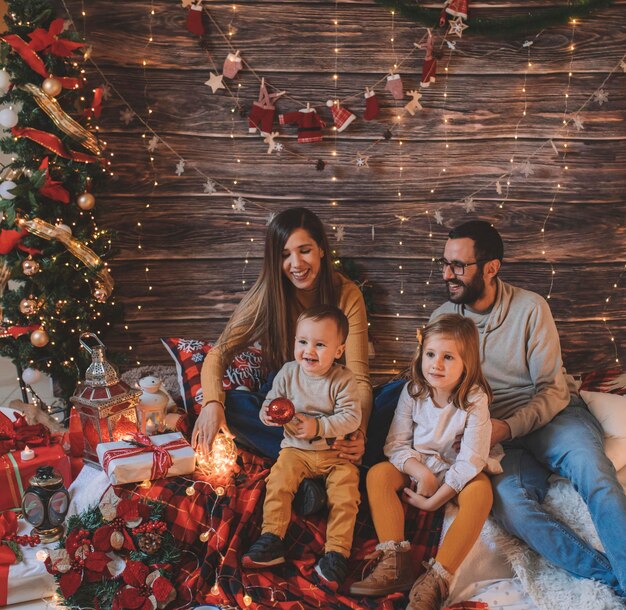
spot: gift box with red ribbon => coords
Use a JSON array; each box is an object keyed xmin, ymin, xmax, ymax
[
  {"xmin": 96, "ymin": 432, "xmax": 195, "ymax": 485},
  {"xmin": 0, "ymin": 443, "xmax": 71, "ymax": 514}
]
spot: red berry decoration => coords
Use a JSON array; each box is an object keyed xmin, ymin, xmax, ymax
[{"xmin": 267, "ymin": 397, "xmax": 295, "ymax": 425}]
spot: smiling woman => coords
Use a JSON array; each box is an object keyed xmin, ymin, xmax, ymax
[{"xmin": 192, "ymin": 207, "xmax": 373, "ymax": 462}]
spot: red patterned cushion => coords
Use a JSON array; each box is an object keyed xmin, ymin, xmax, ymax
[
  {"xmin": 161, "ymin": 338, "xmax": 263, "ymax": 415},
  {"xmin": 579, "ymin": 368, "xmax": 626, "ymax": 396}
]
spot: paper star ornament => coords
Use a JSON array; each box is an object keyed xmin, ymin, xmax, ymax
[
  {"xmin": 572, "ymin": 115, "xmax": 584, "ymax": 131},
  {"xmin": 101, "ymin": 83, "xmax": 112, "ymax": 101},
  {"xmin": 448, "ymin": 16, "xmax": 469, "ymax": 38},
  {"xmin": 175, "ymin": 159, "xmax": 186, "ymax": 176},
  {"xmin": 205, "ymin": 72, "xmax": 225, "ymax": 94},
  {"xmin": 434, "ymin": 210, "xmax": 444, "ymax": 225},
  {"xmin": 335, "ymin": 225, "xmax": 345, "ymax": 242},
  {"xmin": 119, "ymin": 108, "xmax": 135, "ymax": 125},
  {"xmin": 147, "ymin": 135, "xmax": 159, "ymax": 152},
  {"xmin": 519, "ymin": 161, "xmax": 534, "ymax": 178},
  {"xmin": 203, "ymin": 179, "xmax": 217, "ymax": 194}
]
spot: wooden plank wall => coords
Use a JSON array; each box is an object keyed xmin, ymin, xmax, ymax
[{"xmin": 60, "ymin": 0, "xmax": 625, "ymax": 379}]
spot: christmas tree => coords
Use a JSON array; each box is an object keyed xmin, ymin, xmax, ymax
[{"xmin": 0, "ymin": 0, "xmax": 121, "ymax": 407}]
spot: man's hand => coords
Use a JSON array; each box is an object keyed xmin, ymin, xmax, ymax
[
  {"xmin": 293, "ymin": 414, "xmax": 318, "ymax": 440},
  {"xmin": 191, "ymin": 401, "xmax": 233, "ymax": 455},
  {"xmin": 490, "ymin": 418, "xmax": 511, "ymax": 447},
  {"xmin": 331, "ymin": 429, "xmax": 366, "ymax": 463}
]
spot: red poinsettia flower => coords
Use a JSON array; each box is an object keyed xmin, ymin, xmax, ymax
[
  {"xmin": 28, "ymin": 18, "xmax": 84, "ymax": 57},
  {"xmin": 95, "ymin": 493, "xmax": 151, "ymax": 552},
  {"xmin": 47, "ymin": 530, "xmax": 111, "ymax": 598},
  {"xmin": 113, "ymin": 561, "xmax": 175, "ymax": 610}
]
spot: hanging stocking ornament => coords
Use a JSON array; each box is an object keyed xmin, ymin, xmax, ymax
[
  {"xmin": 223, "ymin": 50, "xmax": 242, "ymax": 79},
  {"xmin": 385, "ymin": 73, "xmax": 403, "ymax": 100},
  {"xmin": 440, "ymin": 0, "xmax": 468, "ymax": 26},
  {"xmin": 363, "ymin": 89, "xmax": 380, "ymax": 121},
  {"xmin": 326, "ymin": 99, "xmax": 356, "ymax": 132},
  {"xmin": 186, "ymin": 3, "xmax": 205, "ymax": 36},
  {"xmin": 420, "ymin": 30, "xmax": 437, "ymax": 88}
]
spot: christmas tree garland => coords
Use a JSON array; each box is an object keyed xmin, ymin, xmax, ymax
[
  {"xmin": 374, "ymin": 0, "xmax": 614, "ymax": 36},
  {"xmin": 45, "ymin": 489, "xmax": 181, "ymax": 610}
]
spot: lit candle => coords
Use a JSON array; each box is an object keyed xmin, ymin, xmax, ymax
[
  {"xmin": 21, "ymin": 445, "xmax": 35, "ymax": 461},
  {"xmin": 145, "ymin": 419, "xmax": 157, "ymax": 435}
]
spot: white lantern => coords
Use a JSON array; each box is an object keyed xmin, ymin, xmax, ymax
[{"xmin": 137, "ymin": 376, "xmax": 169, "ymax": 435}]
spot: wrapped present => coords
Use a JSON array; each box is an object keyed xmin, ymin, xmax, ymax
[
  {"xmin": 0, "ymin": 514, "xmax": 56, "ymax": 606},
  {"xmin": 0, "ymin": 442, "xmax": 71, "ymax": 513},
  {"xmin": 96, "ymin": 432, "xmax": 195, "ymax": 485}
]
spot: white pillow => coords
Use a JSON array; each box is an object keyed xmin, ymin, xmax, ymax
[{"xmin": 580, "ymin": 390, "xmax": 626, "ymax": 471}]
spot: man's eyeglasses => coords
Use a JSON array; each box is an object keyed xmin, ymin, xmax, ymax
[{"xmin": 436, "ymin": 258, "xmax": 487, "ymax": 276}]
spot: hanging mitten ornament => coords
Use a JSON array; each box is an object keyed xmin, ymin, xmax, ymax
[
  {"xmin": 420, "ymin": 30, "xmax": 437, "ymax": 88},
  {"xmin": 223, "ymin": 50, "xmax": 242, "ymax": 79},
  {"xmin": 248, "ymin": 78, "xmax": 285, "ymax": 136},
  {"xmin": 363, "ymin": 89, "xmax": 380, "ymax": 120},
  {"xmin": 326, "ymin": 99, "xmax": 356, "ymax": 132},
  {"xmin": 440, "ymin": 0, "xmax": 468, "ymax": 26},
  {"xmin": 186, "ymin": 3, "xmax": 205, "ymax": 36},
  {"xmin": 385, "ymin": 73, "xmax": 404, "ymax": 100}
]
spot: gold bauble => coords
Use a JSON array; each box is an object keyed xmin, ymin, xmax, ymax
[
  {"xmin": 42, "ymin": 77, "xmax": 62, "ymax": 97},
  {"xmin": 19, "ymin": 298, "xmax": 38, "ymax": 315},
  {"xmin": 77, "ymin": 192, "xmax": 95, "ymax": 210},
  {"xmin": 22, "ymin": 257, "xmax": 40, "ymax": 276},
  {"xmin": 30, "ymin": 329, "xmax": 49, "ymax": 347}
]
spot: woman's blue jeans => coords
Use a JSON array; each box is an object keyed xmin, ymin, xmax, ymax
[{"xmin": 491, "ymin": 397, "xmax": 626, "ymax": 596}]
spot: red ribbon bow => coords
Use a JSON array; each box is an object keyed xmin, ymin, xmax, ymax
[
  {"xmin": 0, "ymin": 33, "xmax": 81, "ymax": 89},
  {"xmin": 12, "ymin": 127, "xmax": 101, "ymax": 164},
  {"xmin": 102, "ymin": 433, "xmax": 189, "ymax": 480},
  {"xmin": 0, "ymin": 411, "xmax": 51, "ymax": 456},
  {"xmin": 38, "ymin": 157, "xmax": 70, "ymax": 203},
  {"xmin": 28, "ymin": 18, "xmax": 85, "ymax": 58}
]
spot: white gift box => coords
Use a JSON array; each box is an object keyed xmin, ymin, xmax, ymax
[{"xmin": 96, "ymin": 432, "xmax": 196, "ymax": 484}]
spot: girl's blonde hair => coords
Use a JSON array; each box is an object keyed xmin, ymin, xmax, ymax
[
  {"xmin": 214, "ymin": 207, "xmax": 338, "ymax": 373},
  {"xmin": 409, "ymin": 313, "xmax": 492, "ymax": 409}
]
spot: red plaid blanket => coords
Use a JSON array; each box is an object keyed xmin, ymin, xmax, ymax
[{"xmin": 129, "ymin": 448, "xmax": 442, "ymax": 609}]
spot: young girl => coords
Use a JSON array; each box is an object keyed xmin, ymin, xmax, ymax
[{"xmin": 350, "ymin": 313, "xmax": 500, "ymax": 610}]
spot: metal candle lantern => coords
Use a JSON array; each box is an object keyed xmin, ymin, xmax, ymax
[
  {"xmin": 21, "ymin": 466, "xmax": 70, "ymax": 543},
  {"xmin": 70, "ymin": 332, "xmax": 142, "ymax": 467}
]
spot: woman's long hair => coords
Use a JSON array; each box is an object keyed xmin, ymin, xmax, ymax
[
  {"xmin": 214, "ymin": 207, "xmax": 338, "ymax": 372},
  {"xmin": 409, "ymin": 313, "xmax": 492, "ymax": 410}
]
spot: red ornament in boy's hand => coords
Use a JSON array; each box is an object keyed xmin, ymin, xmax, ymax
[{"xmin": 267, "ymin": 397, "xmax": 295, "ymax": 425}]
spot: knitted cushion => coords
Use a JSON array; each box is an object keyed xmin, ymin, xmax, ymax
[{"xmin": 161, "ymin": 338, "xmax": 263, "ymax": 416}]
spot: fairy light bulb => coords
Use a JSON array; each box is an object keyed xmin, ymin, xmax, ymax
[
  {"xmin": 211, "ymin": 583, "xmax": 219, "ymax": 595},
  {"xmin": 243, "ymin": 594, "xmax": 252, "ymax": 606},
  {"xmin": 186, "ymin": 485, "xmax": 196, "ymax": 496},
  {"xmin": 199, "ymin": 530, "xmax": 210, "ymax": 542}
]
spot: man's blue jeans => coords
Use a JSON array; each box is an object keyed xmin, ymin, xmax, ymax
[{"xmin": 492, "ymin": 397, "xmax": 626, "ymax": 596}]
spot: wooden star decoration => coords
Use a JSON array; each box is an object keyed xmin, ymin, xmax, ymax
[
  {"xmin": 404, "ymin": 90, "xmax": 423, "ymax": 116},
  {"xmin": 355, "ymin": 153, "xmax": 369, "ymax": 169},
  {"xmin": 448, "ymin": 16, "xmax": 469, "ymax": 38},
  {"xmin": 205, "ymin": 72, "xmax": 225, "ymax": 94}
]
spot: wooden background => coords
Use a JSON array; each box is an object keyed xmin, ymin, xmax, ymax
[{"xmin": 60, "ymin": 0, "xmax": 625, "ymax": 380}]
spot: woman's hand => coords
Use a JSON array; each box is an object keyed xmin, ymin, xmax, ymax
[
  {"xmin": 192, "ymin": 401, "xmax": 233, "ymax": 454},
  {"xmin": 332, "ymin": 429, "xmax": 366, "ymax": 463}
]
